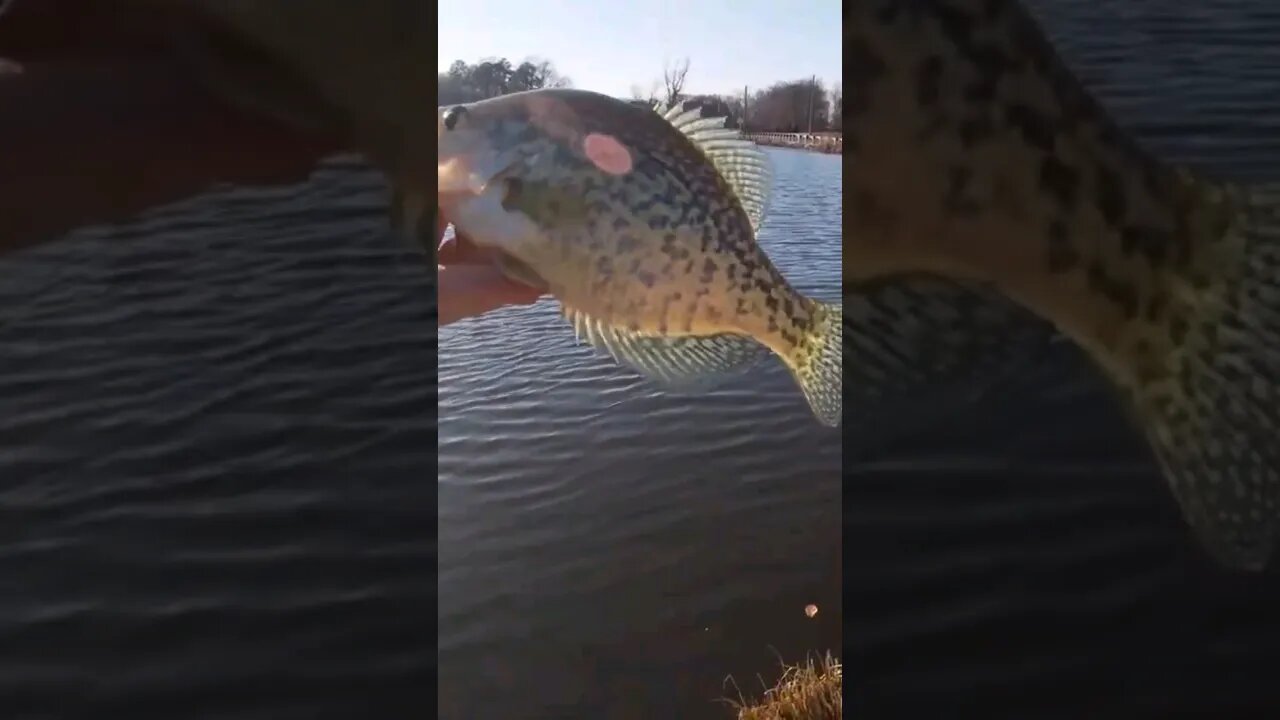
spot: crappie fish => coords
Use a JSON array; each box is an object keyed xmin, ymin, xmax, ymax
[
  {"xmin": 841, "ymin": 276, "xmax": 1055, "ymax": 455},
  {"xmin": 848, "ymin": 0, "xmax": 1280, "ymax": 570},
  {"xmin": 437, "ymin": 88, "xmax": 842, "ymax": 426}
]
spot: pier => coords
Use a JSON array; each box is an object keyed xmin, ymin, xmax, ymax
[{"xmin": 742, "ymin": 131, "xmax": 842, "ymax": 155}]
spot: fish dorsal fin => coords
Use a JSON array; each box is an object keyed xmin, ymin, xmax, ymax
[
  {"xmin": 563, "ymin": 305, "xmax": 767, "ymax": 389},
  {"xmin": 656, "ymin": 100, "xmax": 772, "ymax": 234}
]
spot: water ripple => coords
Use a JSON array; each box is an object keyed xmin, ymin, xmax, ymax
[
  {"xmin": 438, "ymin": 148, "xmax": 842, "ymax": 717},
  {"xmin": 0, "ymin": 157, "xmax": 432, "ymax": 719},
  {"xmin": 851, "ymin": 5, "xmax": 1280, "ymax": 716}
]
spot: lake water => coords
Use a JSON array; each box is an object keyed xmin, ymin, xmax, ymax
[
  {"xmin": 0, "ymin": 161, "xmax": 434, "ymax": 719},
  {"xmin": 0, "ymin": 142, "xmax": 840, "ymax": 718},
  {"xmin": 849, "ymin": 2, "xmax": 1280, "ymax": 718},
  {"xmin": 438, "ymin": 147, "xmax": 842, "ymax": 718}
]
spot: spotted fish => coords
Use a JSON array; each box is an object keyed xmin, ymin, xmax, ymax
[
  {"xmin": 135, "ymin": 2, "xmax": 1052, "ymax": 442},
  {"xmin": 437, "ymin": 88, "xmax": 842, "ymax": 426},
  {"xmin": 848, "ymin": 0, "xmax": 1280, "ymax": 570},
  {"xmin": 842, "ymin": 276, "xmax": 1056, "ymax": 453}
]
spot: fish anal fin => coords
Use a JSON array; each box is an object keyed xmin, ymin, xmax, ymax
[
  {"xmin": 842, "ymin": 277, "xmax": 1057, "ymax": 449},
  {"xmin": 562, "ymin": 306, "xmax": 767, "ymax": 388}
]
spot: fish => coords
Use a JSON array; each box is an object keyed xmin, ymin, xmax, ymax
[
  {"xmin": 437, "ymin": 88, "xmax": 843, "ymax": 426},
  {"xmin": 156, "ymin": 1, "xmax": 1058, "ymax": 440},
  {"xmin": 847, "ymin": 0, "xmax": 1280, "ymax": 570},
  {"xmin": 841, "ymin": 276, "xmax": 1055, "ymax": 454}
]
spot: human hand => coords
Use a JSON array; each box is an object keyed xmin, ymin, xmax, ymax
[{"xmin": 436, "ymin": 210, "xmax": 544, "ymax": 326}]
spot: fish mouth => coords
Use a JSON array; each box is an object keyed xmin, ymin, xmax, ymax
[
  {"xmin": 436, "ymin": 156, "xmax": 481, "ymax": 196},
  {"xmin": 435, "ymin": 147, "xmax": 548, "ymax": 290},
  {"xmin": 436, "ymin": 205, "xmax": 549, "ymax": 292},
  {"xmin": 437, "ymin": 155, "xmax": 519, "ymax": 198}
]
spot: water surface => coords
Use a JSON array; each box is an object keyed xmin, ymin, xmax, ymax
[
  {"xmin": 0, "ymin": 161, "xmax": 433, "ymax": 719},
  {"xmin": 849, "ymin": 4, "xmax": 1280, "ymax": 717},
  {"xmin": 438, "ymin": 147, "xmax": 842, "ymax": 718},
  {"xmin": 0, "ymin": 129, "xmax": 839, "ymax": 720}
]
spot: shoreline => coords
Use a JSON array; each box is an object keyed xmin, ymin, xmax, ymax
[
  {"xmin": 728, "ymin": 652, "xmax": 842, "ymax": 719},
  {"xmin": 742, "ymin": 132, "xmax": 843, "ymax": 155}
]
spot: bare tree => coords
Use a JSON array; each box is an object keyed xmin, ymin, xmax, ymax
[
  {"xmin": 662, "ymin": 57, "xmax": 690, "ymax": 107},
  {"xmin": 630, "ymin": 80, "xmax": 661, "ymax": 109}
]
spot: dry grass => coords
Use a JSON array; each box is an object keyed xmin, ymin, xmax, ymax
[{"xmin": 725, "ymin": 652, "xmax": 842, "ymax": 720}]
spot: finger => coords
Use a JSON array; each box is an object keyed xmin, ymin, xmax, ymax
[
  {"xmin": 438, "ymin": 264, "xmax": 543, "ymax": 326},
  {"xmin": 436, "ymin": 228, "xmax": 493, "ymax": 266},
  {"xmin": 436, "ymin": 200, "xmax": 498, "ymax": 266}
]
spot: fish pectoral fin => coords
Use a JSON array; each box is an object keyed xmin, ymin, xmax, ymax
[{"xmin": 562, "ymin": 306, "xmax": 767, "ymax": 389}]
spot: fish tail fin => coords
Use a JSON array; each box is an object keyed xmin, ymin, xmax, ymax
[
  {"xmin": 1124, "ymin": 181, "xmax": 1280, "ymax": 571},
  {"xmin": 787, "ymin": 300, "xmax": 843, "ymax": 427}
]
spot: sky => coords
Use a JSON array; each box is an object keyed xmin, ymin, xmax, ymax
[{"xmin": 438, "ymin": 0, "xmax": 842, "ymax": 99}]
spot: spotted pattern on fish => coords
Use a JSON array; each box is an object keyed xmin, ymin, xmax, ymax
[
  {"xmin": 439, "ymin": 89, "xmax": 842, "ymax": 425},
  {"xmin": 472, "ymin": 94, "xmax": 804, "ymax": 341},
  {"xmin": 848, "ymin": 0, "xmax": 1280, "ymax": 569}
]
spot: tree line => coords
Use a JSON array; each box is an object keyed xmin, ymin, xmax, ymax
[
  {"xmin": 439, "ymin": 56, "xmax": 841, "ymax": 133},
  {"xmin": 438, "ymin": 57, "xmax": 571, "ymax": 105}
]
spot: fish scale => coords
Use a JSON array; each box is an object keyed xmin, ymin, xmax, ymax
[
  {"xmin": 848, "ymin": 0, "xmax": 1280, "ymax": 571},
  {"xmin": 439, "ymin": 88, "xmax": 843, "ymax": 425},
  {"xmin": 140, "ymin": 2, "xmax": 1062, "ymax": 442}
]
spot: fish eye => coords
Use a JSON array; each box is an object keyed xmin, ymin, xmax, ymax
[{"xmin": 443, "ymin": 105, "xmax": 467, "ymax": 131}]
